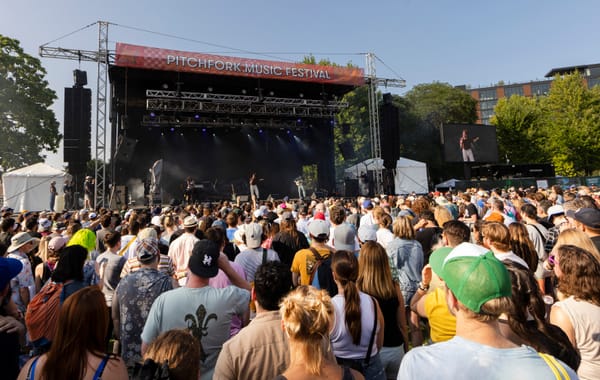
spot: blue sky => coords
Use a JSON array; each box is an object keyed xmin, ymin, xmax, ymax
[{"xmin": 2, "ymin": 0, "xmax": 599, "ymax": 168}]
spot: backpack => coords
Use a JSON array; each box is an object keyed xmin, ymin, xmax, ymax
[
  {"xmin": 25, "ymin": 281, "xmax": 64, "ymax": 346},
  {"xmin": 307, "ymin": 247, "xmax": 330, "ymax": 285}
]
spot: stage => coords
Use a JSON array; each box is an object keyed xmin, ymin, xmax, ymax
[{"xmin": 108, "ymin": 43, "xmax": 364, "ymax": 203}]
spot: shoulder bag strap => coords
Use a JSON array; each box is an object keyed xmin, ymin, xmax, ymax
[
  {"xmin": 530, "ymin": 224, "xmax": 548, "ymax": 243},
  {"xmin": 27, "ymin": 356, "xmax": 41, "ymax": 380},
  {"xmin": 309, "ymin": 247, "xmax": 323, "ymax": 261},
  {"xmin": 538, "ymin": 352, "xmax": 569, "ymax": 380},
  {"xmin": 262, "ymin": 248, "xmax": 268, "ymax": 265},
  {"xmin": 92, "ymin": 354, "xmax": 111, "ymax": 380},
  {"xmin": 364, "ymin": 296, "xmax": 378, "ymax": 365},
  {"xmin": 117, "ymin": 236, "xmax": 136, "ymax": 257}
]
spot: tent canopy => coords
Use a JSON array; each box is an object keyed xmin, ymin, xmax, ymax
[
  {"xmin": 435, "ymin": 178, "xmax": 460, "ymax": 189},
  {"xmin": 2, "ymin": 163, "xmax": 68, "ymax": 211},
  {"xmin": 394, "ymin": 158, "xmax": 428, "ymax": 194},
  {"xmin": 344, "ymin": 157, "xmax": 429, "ymax": 194}
]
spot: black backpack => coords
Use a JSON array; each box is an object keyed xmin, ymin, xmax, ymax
[{"xmin": 130, "ymin": 359, "xmax": 171, "ymax": 380}]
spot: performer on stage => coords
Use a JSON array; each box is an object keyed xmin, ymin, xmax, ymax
[
  {"xmin": 184, "ymin": 176, "xmax": 195, "ymax": 204},
  {"xmin": 294, "ymin": 176, "xmax": 306, "ymax": 200},
  {"xmin": 459, "ymin": 129, "xmax": 479, "ymax": 162},
  {"xmin": 249, "ymin": 172, "xmax": 261, "ymax": 206},
  {"xmin": 49, "ymin": 181, "xmax": 57, "ymax": 211},
  {"xmin": 63, "ymin": 179, "xmax": 73, "ymax": 210},
  {"xmin": 84, "ymin": 176, "xmax": 94, "ymax": 209}
]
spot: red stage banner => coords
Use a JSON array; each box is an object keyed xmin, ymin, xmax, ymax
[{"xmin": 115, "ymin": 43, "xmax": 365, "ymax": 86}]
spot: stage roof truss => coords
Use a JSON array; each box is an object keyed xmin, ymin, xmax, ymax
[
  {"xmin": 141, "ymin": 115, "xmax": 302, "ymax": 129},
  {"xmin": 145, "ymin": 89, "xmax": 348, "ymax": 119}
]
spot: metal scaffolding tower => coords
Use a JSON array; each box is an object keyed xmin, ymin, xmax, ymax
[
  {"xmin": 39, "ymin": 21, "xmax": 111, "ymax": 208},
  {"xmin": 365, "ymin": 53, "xmax": 405, "ymax": 195}
]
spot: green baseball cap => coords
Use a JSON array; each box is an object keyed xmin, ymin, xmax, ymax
[
  {"xmin": 429, "ymin": 247, "xmax": 453, "ymax": 276},
  {"xmin": 439, "ymin": 243, "xmax": 512, "ymax": 313}
]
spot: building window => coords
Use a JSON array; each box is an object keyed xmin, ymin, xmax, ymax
[
  {"xmin": 504, "ymin": 86, "xmax": 524, "ymax": 98},
  {"xmin": 479, "ymin": 88, "xmax": 497, "ymax": 101},
  {"xmin": 587, "ymin": 77, "xmax": 600, "ymax": 89},
  {"xmin": 531, "ymin": 82, "xmax": 551, "ymax": 96},
  {"xmin": 479, "ymin": 100, "xmax": 498, "ymax": 111}
]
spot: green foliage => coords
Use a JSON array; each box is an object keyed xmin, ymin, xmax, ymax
[
  {"xmin": 490, "ymin": 95, "xmax": 546, "ymax": 164},
  {"xmin": 539, "ymin": 73, "xmax": 600, "ymax": 176},
  {"xmin": 404, "ymin": 82, "xmax": 478, "ymax": 128},
  {"xmin": 0, "ymin": 35, "xmax": 60, "ymax": 170}
]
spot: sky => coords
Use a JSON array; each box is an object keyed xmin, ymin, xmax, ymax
[{"xmin": 3, "ymin": 0, "xmax": 600, "ymax": 169}]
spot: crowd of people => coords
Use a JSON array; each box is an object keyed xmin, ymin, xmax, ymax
[{"xmin": 0, "ymin": 183, "xmax": 599, "ymax": 379}]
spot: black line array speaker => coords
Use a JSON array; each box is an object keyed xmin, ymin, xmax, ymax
[
  {"xmin": 64, "ymin": 87, "xmax": 92, "ymax": 164},
  {"xmin": 338, "ymin": 140, "xmax": 356, "ymax": 160},
  {"xmin": 115, "ymin": 137, "xmax": 137, "ymax": 163},
  {"xmin": 380, "ymin": 93, "xmax": 400, "ymax": 170}
]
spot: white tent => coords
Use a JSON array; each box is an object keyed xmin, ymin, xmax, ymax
[
  {"xmin": 435, "ymin": 178, "xmax": 460, "ymax": 189},
  {"xmin": 344, "ymin": 158, "xmax": 384, "ymax": 179},
  {"xmin": 344, "ymin": 157, "xmax": 428, "ymax": 194},
  {"xmin": 394, "ymin": 157, "xmax": 428, "ymax": 194},
  {"xmin": 2, "ymin": 163, "xmax": 68, "ymax": 211}
]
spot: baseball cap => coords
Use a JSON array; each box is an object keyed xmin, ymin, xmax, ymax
[
  {"xmin": 0, "ymin": 257, "xmax": 23, "ymax": 290},
  {"xmin": 566, "ymin": 208, "xmax": 600, "ymax": 229},
  {"xmin": 313, "ymin": 211, "xmax": 326, "ymax": 221},
  {"xmin": 357, "ymin": 225, "xmax": 377, "ymax": 243},
  {"xmin": 135, "ymin": 237, "xmax": 160, "ymax": 263},
  {"xmin": 188, "ymin": 240, "xmax": 220, "ymax": 278},
  {"xmin": 151, "ymin": 215, "xmax": 163, "ymax": 228},
  {"xmin": 48, "ymin": 236, "xmax": 67, "ymax": 252},
  {"xmin": 38, "ymin": 218, "xmax": 52, "ymax": 231},
  {"xmin": 362, "ymin": 199, "xmax": 373, "ymax": 209},
  {"xmin": 547, "ymin": 205, "xmax": 565, "ymax": 222},
  {"xmin": 428, "ymin": 247, "xmax": 453, "ymax": 276},
  {"xmin": 333, "ymin": 224, "xmax": 356, "ymax": 251},
  {"xmin": 439, "ymin": 242, "xmax": 511, "ymax": 313},
  {"xmin": 245, "ymin": 222, "xmax": 263, "ymax": 249},
  {"xmin": 308, "ymin": 219, "xmax": 329, "ymax": 239},
  {"xmin": 183, "ymin": 215, "xmax": 199, "ymax": 228},
  {"xmin": 0, "ymin": 206, "xmax": 14, "ymax": 214}
]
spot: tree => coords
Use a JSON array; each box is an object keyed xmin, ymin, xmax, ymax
[
  {"xmin": 490, "ymin": 95, "xmax": 546, "ymax": 164},
  {"xmin": 404, "ymin": 82, "xmax": 478, "ymax": 129},
  {"xmin": 403, "ymin": 82, "xmax": 478, "ymax": 182},
  {"xmin": 539, "ymin": 72, "xmax": 600, "ymax": 176},
  {"xmin": 0, "ymin": 35, "xmax": 60, "ymax": 170}
]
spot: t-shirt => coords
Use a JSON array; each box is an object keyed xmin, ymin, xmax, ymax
[
  {"xmin": 141, "ymin": 286, "xmax": 250, "ymax": 379},
  {"xmin": 96, "ymin": 250, "xmax": 126, "ymax": 307},
  {"xmin": 114, "ymin": 268, "xmax": 173, "ymax": 367},
  {"xmin": 7, "ymin": 251, "xmax": 35, "ymax": 313},
  {"xmin": 423, "ymin": 288, "xmax": 456, "ymax": 343},
  {"xmin": 398, "ymin": 336, "xmax": 578, "ymax": 380},
  {"xmin": 290, "ymin": 247, "xmax": 332, "ymax": 286},
  {"xmin": 234, "ymin": 247, "xmax": 280, "ymax": 283}
]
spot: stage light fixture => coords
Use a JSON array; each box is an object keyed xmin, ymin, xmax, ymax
[
  {"xmin": 161, "ymin": 83, "xmax": 169, "ymax": 90},
  {"xmin": 150, "ymin": 112, "xmax": 156, "ymax": 119},
  {"xmin": 297, "ymin": 118, "xmax": 302, "ymax": 124},
  {"xmin": 259, "ymin": 129, "xmax": 263, "ymax": 134},
  {"xmin": 241, "ymin": 89, "xmax": 247, "ymax": 94},
  {"xmin": 161, "ymin": 132, "xmax": 165, "ymax": 136},
  {"xmin": 269, "ymin": 91, "xmax": 275, "ymax": 96},
  {"xmin": 286, "ymin": 129, "xmax": 291, "ymax": 134},
  {"xmin": 299, "ymin": 93, "xmax": 304, "ymax": 98},
  {"xmin": 202, "ymin": 128, "xmax": 207, "ymax": 132},
  {"xmin": 194, "ymin": 114, "xmax": 201, "ymax": 121},
  {"xmin": 207, "ymin": 87, "xmax": 213, "ymax": 92},
  {"xmin": 170, "ymin": 127, "xmax": 175, "ymax": 132},
  {"xmin": 212, "ymin": 133, "xmax": 216, "ymax": 137}
]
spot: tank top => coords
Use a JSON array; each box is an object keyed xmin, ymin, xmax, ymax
[
  {"xmin": 554, "ymin": 296, "xmax": 600, "ymax": 380},
  {"xmin": 375, "ymin": 295, "xmax": 404, "ymax": 347}
]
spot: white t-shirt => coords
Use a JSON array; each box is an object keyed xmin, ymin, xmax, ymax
[{"xmin": 398, "ymin": 335, "xmax": 578, "ymax": 380}]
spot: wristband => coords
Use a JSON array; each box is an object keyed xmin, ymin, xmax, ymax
[{"xmin": 418, "ymin": 282, "xmax": 430, "ymax": 292}]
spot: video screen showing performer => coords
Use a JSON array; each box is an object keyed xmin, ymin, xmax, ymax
[{"xmin": 442, "ymin": 124, "xmax": 499, "ymax": 163}]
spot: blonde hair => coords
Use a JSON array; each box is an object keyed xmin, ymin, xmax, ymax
[
  {"xmin": 481, "ymin": 222, "xmax": 511, "ymax": 252},
  {"xmin": 392, "ymin": 215, "xmax": 415, "ymax": 239},
  {"xmin": 144, "ymin": 329, "xmax": 200, "ymax": 380},
  {"xmin": 357, "ymin": 241, "xmax": 396, "ymax": 299},
  {"xmin": 434, "ymin": 206, "xmax": 454, "ymax": 227},
  {"xmin": 280, "ymin": 286, "xmax": 333, "ymax": 376},
  {"xmin": 555, "ymin": 228, "xmax": 600, "ymax": 263},
  {"xmin": 36, "ymin": 235, "xmax": 52, "ymax": 262}
]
